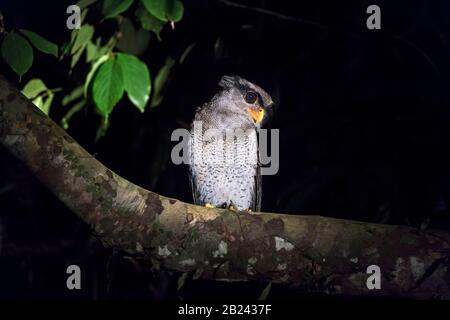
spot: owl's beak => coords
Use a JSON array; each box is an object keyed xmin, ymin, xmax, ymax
[{"xmin": 247, "ymin": 106, "xmax": 265, "ymax": 124}]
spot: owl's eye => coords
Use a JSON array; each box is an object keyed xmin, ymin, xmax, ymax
[{"xmin": 244, "ymin": 91, "xmax": 258, "ymax": 104}]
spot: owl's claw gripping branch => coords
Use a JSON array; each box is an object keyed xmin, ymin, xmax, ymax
[{"xmin": 2, "ymin": 76, "xmax": 450, "ymax": 299}]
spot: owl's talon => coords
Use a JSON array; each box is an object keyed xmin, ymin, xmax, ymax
[
  {"xmin": 227, "ymin": 204, "xmax": 238, "ymax": 212},
  {"xmin": 205, "ymin": 203, "xmax": 215, "ymax": 208}
]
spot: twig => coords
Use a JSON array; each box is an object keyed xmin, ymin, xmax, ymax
[
  {"xmin": 395, "ymin": 35, "xmax": 440, "ymax": 75},
  {"xmin": 0, "ymin": 183, "xmax": 15, "ymax": 195},
  {"xmin": 216, "ymin": 0, "xmax": 327, "ymax": 30},
  {"xmin": 0, "ymin": 11, "xmax": 5, "ymax": 34}
]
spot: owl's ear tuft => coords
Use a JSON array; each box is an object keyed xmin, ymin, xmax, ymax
[{"xmin": 219, "ymin": 75, "xmax": 239, "ymax": 89}]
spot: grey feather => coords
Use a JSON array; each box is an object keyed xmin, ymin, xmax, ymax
[{"xmin": 188, "ymin": 75, "xmax": 272, "ymax": 211}]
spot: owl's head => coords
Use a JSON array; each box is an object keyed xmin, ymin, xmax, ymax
[{"xmin": 217, "ymin": 75, "xmax": 273, "ymax": 127}]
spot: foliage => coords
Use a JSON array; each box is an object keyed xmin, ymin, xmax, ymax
[
  {"xmin": 21, "ymin": 78, "xmax": 60, "ymax": 115},
  {"xmin": 1, "ymin": 31, "xmax": 34, "ymax": 80},
  {"xmin": 0, "ymin": 0, "xmax": 184, "ymax": 139}
]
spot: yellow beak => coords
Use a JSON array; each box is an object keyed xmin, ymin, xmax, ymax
[{"xmin": 247, "ymin": 106, "xmax": 265, "ymax": 124}]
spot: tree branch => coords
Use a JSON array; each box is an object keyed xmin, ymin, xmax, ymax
[
  {"xmin": 216, "ymin": 0, "xmax": 326, "ymax": 30},
  {"xmin": 1, "ymin": 76, "xmax": 450, "ymax": 298}
]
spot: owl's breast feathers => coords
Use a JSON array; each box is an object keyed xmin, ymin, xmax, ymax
[{"xmin": 188, "ymin": 123, "xmax": 261, "ymax": 211}]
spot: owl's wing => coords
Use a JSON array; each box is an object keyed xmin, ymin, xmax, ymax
[
  {"xmin": 188, "ymin": 134, "xmax": 202, "ymax": 206},
  {"xmin": 252, "ymin": 157, "xmax": 262, "ymax": 212},
  {"xmin": 188, "ymin": 165, "xmax": 201, "ymax": 206}
]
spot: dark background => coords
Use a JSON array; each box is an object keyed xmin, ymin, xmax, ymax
[{"xmin": 1, "ymin": 0, "xmax": 450, "ymax": 299}]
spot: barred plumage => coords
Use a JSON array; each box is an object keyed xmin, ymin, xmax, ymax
[{"xmin": 188, "ymin": 75, "xmax": 273, "ymax": 211}]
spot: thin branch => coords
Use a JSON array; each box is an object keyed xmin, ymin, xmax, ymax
[
  {"xmin": 216, "ymin": 0, "xmax": 327, "ymax": 30},
  {"xmin": 395, "ymin": 35, "xmax": 440, "ymax": 76},
  {"xmin": 0, "ymin": 183, "xmax": 15, "ymax": 195}
]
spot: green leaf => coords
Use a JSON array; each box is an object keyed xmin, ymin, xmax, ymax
[
  {"xmin": 92, "ymin": 57, "xmax": 125, "ymax": 115},
  {"xmin": 21, "ymin": 78, "xmax": 54, "ymax": 115},
  {"xmin": 31, "ymin": 91, "xmax": 54, "ymax": 115},
  {"xmin": 258, "ymin": 282, "xmax": 272, "ymax": 300},
  {"xmin": 71, "ymin": 43, "xmax": 86, "ymax": 69},
  {"xmin": 150, "ymin": 56, "xmax": 175, "ymax": 107},
  {"xmin": 1, "ymin": 31, "xmax": 34, "ymax": 79},
  {"xmin": 85, "ymin": 54, "xmax": 110, "ymax": 97},
  {"xmin": 102, "ymin": 0, "xmax": 134, "ymax": 19},
  {"xmin": 166, "ymin": 0, "xmax": 184, "ymax": 22},
  {"xmin": 61, "ymin": 10, "xmax": 89, "ymax": 58},
  {"xmin": 141, "ymin": 0, "xmax": 165, "ymax": 21},
  {"xmin": 71, "ymin": 24, "xmax": 94, "ymax": 55},
  {"xmin": 60, "ymin": 42, "xmax": 70, "ymax": 57},
  {"xmin": 20, "ymin": 29, "xmax": 58, "ymax": 57},
  {"xmin": 86, "ymin": 37, "xmax": 115, "ymax": 63},
  {"xmin": 70, "ymin": 24, "xmax": 94, "ymax": 69},
  {"xmin": 77, "ymin": 0, "xmax": 98, "ymax": 9},
  {"xmin": 141, "ymin": 0, "xmax": 184, "ymax": 22},
  {"xmin": 136, "ymin": 4, "xmax": 165, "ymax": 39},
  {"xmin": 116, "ymin": 18, "xmax": 150, "ymax": 55},
  {"xmin": 61, "ymin": 30, "xmax": 77, "ymax": 57},
  {"xmin": 86, "ymin": 40, "xmax": 100, "ymax": 63},
  {"xmin": 41, "ymin": 92, "xmax": 54, "ymax": 115},
  {"xmin": 22, "ymin": 79, "xmax": 48, "ymax": 99},
  {"xmin": 117, "ymin": 53, "xmax": 151, "ymax": 112},
  {"xmin": 32, "ymin": 96, "xmax": 44, "ymax": 112}
]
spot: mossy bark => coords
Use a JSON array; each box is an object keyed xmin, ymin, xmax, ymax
[{"xmin": 1, "ymin": 76, "xmax": 450, "ymax": 299}]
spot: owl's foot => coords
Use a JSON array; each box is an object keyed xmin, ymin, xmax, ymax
[
  {"xmin": 219, "ymin": 202, "xmax": 238, "ymax": 212},
  {"xmin": 205, "ymin": 203, "xmax": 215, "ymax": 208}
]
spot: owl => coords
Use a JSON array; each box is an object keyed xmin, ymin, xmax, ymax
[{"xmin": 188, "ymin": 75, "xmax": 273, "ymax": 211}]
